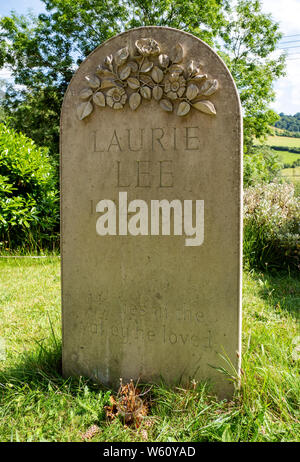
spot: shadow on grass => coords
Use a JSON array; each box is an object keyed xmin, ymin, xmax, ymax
[
  {"xmin": 0, "ymin": 339, "xmax": 104, "ymax": 396},
  {"xmin": 251, "ymin": 269, "xmax": 300, "ymax": 321}
]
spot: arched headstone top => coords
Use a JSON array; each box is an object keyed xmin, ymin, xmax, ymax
[{"xmin": 61, "ymin": 26, "xmax": 241, "ymax": 133}]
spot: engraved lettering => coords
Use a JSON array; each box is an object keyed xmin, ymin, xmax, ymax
[
  {"xmin": 108, "ymin": 130, "xmax": 122, "ymax": 151},
  {"xmin": 152, "ymin": 128, "xmax": 166, "ymax": 151},
  {"xmin": 127, "ymin": 128, "xmax": 144, "ymax": 151},
  {"xmin": 185, "ymin": 127, "xmax": 200, "ymax": 150},
  {"xmin": 136, "ymin": 161, "xmax": 151, "ymax": 187},
  {"xmin": 159, "ymin": 160, "xmax": 173, "ymax": 188}
]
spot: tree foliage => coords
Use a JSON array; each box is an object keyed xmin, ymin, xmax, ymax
[
  {"xmin": 275, "ymin": 113, "xmax": 300, "ymax": 133},
  {"xmin": 0, "ymin": 0, "xmax": 285, "ymax": 155}
]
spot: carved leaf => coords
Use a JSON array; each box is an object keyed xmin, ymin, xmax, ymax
[
  {"xmin": 96, "ymin": 66, "xmax": 114, "ymax": 77},
  {"xmin": 199, "ymin": 79, "xmax": 218, "ymax": 96},
  {"xmin": 153, "ymin": 85, "xmax": 163, "ymax": 101},
  {"xmin": 177, "ymin": 101, "xmax": 191, "ymax": 116},
  {"xmin": 100, "ymin": 79, "xmax": 116, "ymax": 90},
  {"xmin": 127, "ymin": 77, "xmax": 140, "ymax": 89},
  {"xmin": 140, "ymin": 60, "xmax": 153, "ymax": 73},
  {"xmin": 186, "ymin": 84, "xmax": 199, "ymax": 101},
  {"xmin": 151, "ymin": 66, "xmax": 164, "ymax": 84},
  {"xmin": 115, "ymin": 47, "xmax": 129, "ymax": 67},
  {"xmin": 119, "ymin": 65, "xmax": 131, "ymax": 80},
  {"xmin": 172, "ymin": 43, "xmax": 183, "ymax": 64},
  {"xmin": 129, "ymin": 92, "xmax": 142, "ymax": 110},
  {"xmin": 79, "ymin": 88, "xmax": 93, "ymax": 100},
  {"xmin": 93, "ymin": 91, "xmax": 105, "ymax": 107},
  {"xmin": 158, "ymin": 54, "xmax": 169, "ymax": 68},
  {"xmin": 160, "ymin": 99, "xmax": 173, "ymax": 112},
  {"xmin": 140, "ymin": 75, "xmax": 154, "ymax": 86},
  {"xmin": 140, "ymin": 86, "xmax": 151, "ymax": 99},
  {"xmin": 192, "ymin": 100, "xmax": 216, "ymax": 115},
  {"xmin": 77, "ymin": 101, "xmax": 93, "ymax": 120},
  {"xmin": 85, "ymin": 74, "xmax": 100, "ymax": 89},
  {"xmin": 128, "ymin": 61, "xmax": 138, "ymax": 73}
]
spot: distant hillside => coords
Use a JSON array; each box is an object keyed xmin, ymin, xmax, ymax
[{"xmin": 275, "ymin": 113, "xmax": 300, "ymax": 133}]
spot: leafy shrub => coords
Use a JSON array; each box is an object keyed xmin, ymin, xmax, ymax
[
  {"xmin": 0, "ymin": 123, "xmax": 59, "ymax": 251},
  {"xmin": 243, "ymin": 182, "xmax": 300, "ymax": 271},
  {"xmin": 244, "ymin": 145, "xmax": 282, "ymax": 187}
]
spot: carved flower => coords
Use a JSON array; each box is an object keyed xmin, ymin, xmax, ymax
[
  {"xmin": 135, "ymin": 38, "xmax": 160, "ymax": 56},
  {"xmin": 106, "ymin": 86, "xmax": 127, "ymax": 109},
  {"xmin": 164, "ymin": 73, "xmax": 186, "ymax": 99}
]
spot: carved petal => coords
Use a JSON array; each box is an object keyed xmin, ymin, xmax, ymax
[
  {"xmin": 153, "ymin": 85, "xmax": 163, "ymax": 101},
  {"xmin": 79, "ymin": 88, "xmax": 93, "ymax": 100},
  {"xmin": 127, "ymin": 77, "xmax": 140, "ymax": 89},
  {"xmin": 187, "ymin": 60, "xmax": 199, "ymax": 77},
  {"xmin": 160, "ymin": 99, "xmax": 173, "ymax": 112},
  {"xmin": 93, "ymin": 91, "xmax": 105, "ymax": 107},
  {"xmin": 115, "ymin": 47, "xmax": 129, "ymax": 67},
  {"xmin": 129, "ymin": 92, "xmax": 141, "ymax": 110},
  {"xmin": 85, "ymin": 74, "xmax": 100, "ymax": 89},
  {"xmin": 140, "ymin": 60, "xmax": 153, "ymax": 73},
  {"xmin": 199, "ymin": 79, "xmax": 218, "ymax": 96},
  {"xmin": 119, "ymin": 65, "xmax": 131, "ymax": 80},
  {"xmin": 193, "ymin": 100, "xmax": 216, "ymax": 115},
  {"xmin": 140, "ymin": 86, "xmax": 151, "ymax": 99},
  {"xmin": 177, "ymin": 101, "xmax": 191, "ymax": 117},
  {"xmin": 191, "ymin": 73, "xmax": 207, "ymax": 81},
  {"xmin": 158, "ymin": 54, "xmax": 169, "ymax": 68},
  {"xmin": 186, "ymin": 84, "xmax": 199, "ymax": 101},
  {"xmin": 172, "ymin": 43, "xmax": 183, "ymax": 64},
  {"xmin": 77, "ymin": 101, "xmax": 93, "ymax": 120},
  {"xmin": 152, "ymin": 66, "xmax": 164, "ymax": 84},
  {"xmin": 167, "ymin": 91, "xmax": 177, "ymax": 100}
]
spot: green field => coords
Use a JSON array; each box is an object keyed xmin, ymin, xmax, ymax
[
  {"xmin": 258, "ymin": 134, "xmax": 300, "ymax": 181},
  {"xmin": 281, "ymin": 166, "xmax": 300, "ymax": 181},
  {"xmin": 265, "ymin": 135, "xmax": 300, "ymax": 148},
  {"xmin": 0, "ymin": 258, "xmax": 299, "ymax": 442},
  {"xmin": 276, "ymin": 150, "xmax": 300, "ymax": 165}
]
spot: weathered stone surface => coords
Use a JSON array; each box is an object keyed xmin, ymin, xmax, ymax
[{"xmin": 60, "ymin": 26, "xmax": 242, "ymax": 398}]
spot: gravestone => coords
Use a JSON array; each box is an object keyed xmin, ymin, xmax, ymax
[{"xmin": 61, "ymin": 26, "xmax": 242, "ymax": 397}]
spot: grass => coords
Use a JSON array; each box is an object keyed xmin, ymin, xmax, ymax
[
  {"xmin": 257, "ymin": 133, "xmax": 300, "ymax": 182},
  {"xmin": 274, "ymin": 150, "xmax": 300, "ymax": 165},
  {"xmin": 263, "ymin": 135, "xmax": 300, "ymax": 148},
  {"xmin": 281, "ymin": 166, "xmax": 300, "ymax": 180},
  {"xmin": 0, "ymin": 258, "xmax": 299, "ymax": 442}
]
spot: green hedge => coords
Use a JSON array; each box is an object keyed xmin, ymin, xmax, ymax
[{"xmin": 0, "ymin": 124, "xmax": 59, "ymax": 252}]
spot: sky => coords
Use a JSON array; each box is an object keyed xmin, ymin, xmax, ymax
[{"xmin": 0, "ymin": 0, "xmax": 299, "ymax": 115}]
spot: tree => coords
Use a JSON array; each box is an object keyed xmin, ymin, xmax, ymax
[
  {"xmin": 220, "ymin": 0, "xmax": 285, "ymax": 148},
  {"xmin": 0, "ymin": 0, "xmax": 285, "ymax": 155}
]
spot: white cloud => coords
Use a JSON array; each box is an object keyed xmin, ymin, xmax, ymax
[{"xmin": 261, "ymin": 0, "xmax": 300, "ymax": 114}]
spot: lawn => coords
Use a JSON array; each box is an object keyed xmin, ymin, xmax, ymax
[{"xmin": 0, "ymin": 257, "xmax": 299, "ymax": 442}]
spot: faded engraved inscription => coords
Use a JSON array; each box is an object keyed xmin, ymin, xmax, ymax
[
  {"xmin": 91, "ymin": 126, "xmax": 202, "ymax": 152},
  {"xmin": 77, "ymin": 38, "xmax": 219, "ymax": 120}
]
